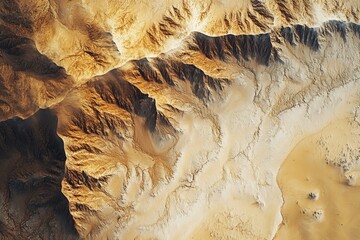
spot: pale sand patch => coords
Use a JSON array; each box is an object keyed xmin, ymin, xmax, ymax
[{"xmin": 275, "ymin": 119, "xmax": 360, "ymax": 240}]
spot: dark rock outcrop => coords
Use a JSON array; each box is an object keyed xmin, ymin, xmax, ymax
[{"xmin": 0, "ymin": 109, "xmax": 78, "ymax": 240}]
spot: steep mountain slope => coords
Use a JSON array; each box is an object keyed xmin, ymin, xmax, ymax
[
  {"xmin": 0, "ymin": 110, "xmax": 77, "ymax": 239},
  {"xmin": 1, "ymin": 0, "xmax": 360, "ymax": 239},
  {"xmin": 53, "ymin": 22, "xmax": 360, "ymax": 239}
]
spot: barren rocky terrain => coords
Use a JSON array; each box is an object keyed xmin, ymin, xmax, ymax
[{"xmin": 1, "ymin": 0, "xmax": 360, "ymax": 239}]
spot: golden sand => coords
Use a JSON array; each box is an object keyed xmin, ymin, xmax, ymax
[{"xmin": 275, "ymin": 119, "xmax": 360, "ymax": 240}]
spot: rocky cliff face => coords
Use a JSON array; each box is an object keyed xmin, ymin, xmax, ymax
[
  {"xmin": 1, "ymin": 0, "xmax": 360, "ymax": 239},
  {"xmin": 0, "ymin": 109, "xmax": 78, "ymax": 239}
]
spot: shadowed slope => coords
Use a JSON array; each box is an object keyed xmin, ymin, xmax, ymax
[{"xmin": 0, "ymin": 109, "xmax": 78, "ymax": 239}]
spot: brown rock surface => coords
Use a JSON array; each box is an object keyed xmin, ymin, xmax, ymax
[{"xmin": 1, "ymin": 1, "xmax": 360, "ymax": 239}]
